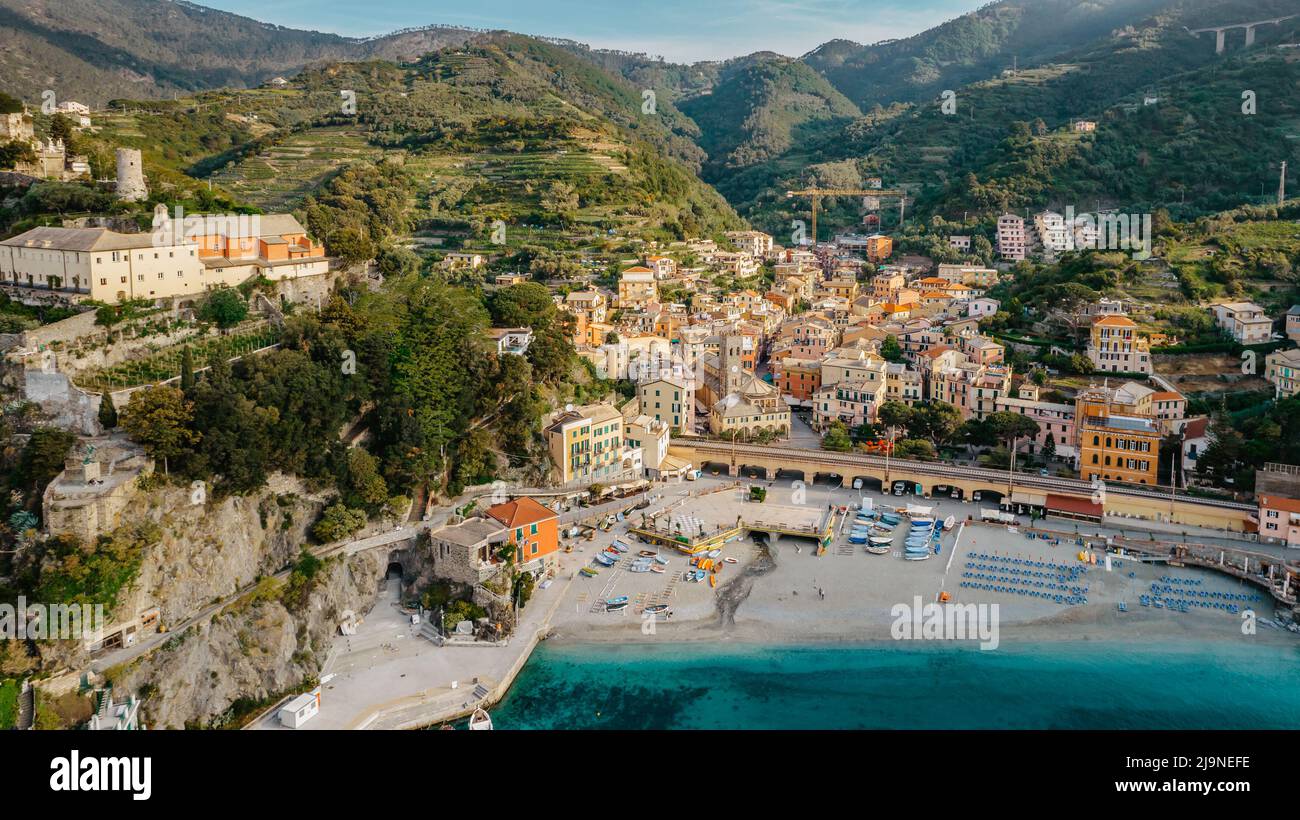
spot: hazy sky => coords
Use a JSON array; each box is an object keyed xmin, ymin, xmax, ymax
[{"xmin": 198, "ymin": 0, "xmax": 985, "ymax": 63}]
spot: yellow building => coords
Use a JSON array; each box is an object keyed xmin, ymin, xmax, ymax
[
  {"xmin": 1086, "ymin": 315, "xmax": 1152, "ymax": 375},
  {"xmin": 545, "ymin": 404, "xmax": 630, "ymax": 484},
  {"xmin": 1265, "ymin": 347, "xmax": 1300, "ymax": 399}
]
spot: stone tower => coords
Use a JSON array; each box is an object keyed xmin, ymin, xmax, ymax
[
  {"xmin": 115, "ymin": 148, "xmax": 147, "ymax": 201},
  {"xmin": 719, "ymin": 333, "xmax": 745, "ymax": 397}
]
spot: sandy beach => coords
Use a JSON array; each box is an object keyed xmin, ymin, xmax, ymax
[{"xmin": 546, "ymin": 480, "xmax": 1298, "ymax": 650}]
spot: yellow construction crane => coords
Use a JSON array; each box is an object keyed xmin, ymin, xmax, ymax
[{"xmin": 785, "ymin": 187, "xmax": 906, "ymax": 244}]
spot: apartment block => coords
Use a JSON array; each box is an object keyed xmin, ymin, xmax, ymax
[
  {"xmin": 1209, "ymin": 301, "xmax": 1273, "ymax": 345},
  {"xmin": 1076, "ymin": 385, "xmax": 1160, "ymax": 485},
  {"xmin": 996, "ymin": 213, "xmax": 1026, "ymax": 261},
  {"xmin": 545, "ymin": 404, "xmax": 632, "ymax": 484},
  {"xmin": 1265, "ymin": 347, "xmax": 1300, "ymax": 399}
]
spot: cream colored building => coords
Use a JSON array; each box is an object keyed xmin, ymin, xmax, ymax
[
  {"xmin": 1265, "ymin": 347, "xmax": 1300, "ymax": 399},
  {"xmin": 618, "ymin": 267, "xmax": 657, "ymax": 308},
  {"xmin": 1086, "ymin": 314, "xmax": 1152, "ymax": 375},
  {"xmin": 638, "ymin": 376, "xmax": 695, "ymax": 434},
  {"xmin": 0, "ymin": 213, "xmax": 328, "ymax": 306},
  {"xmin": 725, "ymin": 230, "xmax": 774, "ymax": 259}
]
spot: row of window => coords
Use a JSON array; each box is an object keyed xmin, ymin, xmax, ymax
[
  {"xmin": 1089, "ymin": 435, "xmax": 1152, "ymax": 452},
  {"xmin": 1089, "ymin": 453, "xmax": 1151, "ymax": 471}
]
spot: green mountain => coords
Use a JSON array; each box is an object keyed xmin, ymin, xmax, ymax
[
  {"xmin": 677, "ymin": 55, "xmax": 862, "ymax": 197},
  {"xmin": 729, "ymin": 0, "xmax": 1300, "ymax": 237},
  {"xmin": 801, "ymin": 0, "xmax": 1176, "ymax": 109}
]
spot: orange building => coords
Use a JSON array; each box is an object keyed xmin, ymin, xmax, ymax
[
  {"xmin": 865, "ymin": 234, "xmax": 893, "ymax": 262},
  {"xmin": 487, "ymin": 497, "xmax": 560, "ymax": 573},
  {"xmin": 1075, "ymin": 386, "xmax": 1160, "ymax": 486},
  {"xmin": 773, "ymin": 356, "xmax": 823, "ymax": 403}
]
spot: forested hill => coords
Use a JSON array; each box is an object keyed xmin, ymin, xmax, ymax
[
  {"xmin": 68, "ymin": 33, "xmax": 743, "ymax": 269},
  {"xmin": 678, "ymin": 56, "xmax": 862, "ymax": 197},
  {"xmin": 0, "ymin": 0, "xmax": 483, "ymax": 103},
  {"xmin": 800, "ymin": 0, "xmax": 1177, "ymax": 109},
  {"xmin": 717, "ymin": 0, "xmax": 1300, "ymax": 236}
]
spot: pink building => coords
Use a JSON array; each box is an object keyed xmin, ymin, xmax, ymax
[{"xmin": 995, "ymin": 394, "xmax": 1077, "ymax": 460}]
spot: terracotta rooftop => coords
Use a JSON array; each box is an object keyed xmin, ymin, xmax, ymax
[{"xmin": 487, "ymin": 496, "xmax": 557, "ymax": 529}]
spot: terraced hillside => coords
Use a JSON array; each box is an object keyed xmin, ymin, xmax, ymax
[
  {"xmin": 207, "ymin": 127, "xmax": 382, "ymax": 211},
  {"xmin": 86, "ymin": 37, "xmax": 743, "ymax": 252}
]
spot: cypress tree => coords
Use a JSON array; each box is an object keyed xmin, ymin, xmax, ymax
[
  {"xmin": 98, "ymin": 391, "xmax": 118, "ymax": 429},
  {"xmin": 180, "ymin": 345, "xmax": 195, "ymax": 392}
]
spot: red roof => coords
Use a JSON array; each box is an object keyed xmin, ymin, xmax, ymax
[
  {"xmin": 1259, "ymin": 495, "xmax": 1300, "ymax": 514},
  {"xmin": 1093, "ymin": 315, "xmax": 1137, "ymax": 327},
  {"xmin": 487, "ymin": 497, "xmax": 557, "ymax": 529},
  {"xmin": 1046, "ymin": 494, "xmax": 1103, "ymax": 518}
]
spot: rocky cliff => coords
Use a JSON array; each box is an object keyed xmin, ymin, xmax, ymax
[
  {"xmin": 55, "ymin": 473, "xmax": 389, "ymax": 728},
  {"xmin": 113, "ymin": 550, "xmax": 386, "ymax": 729}
]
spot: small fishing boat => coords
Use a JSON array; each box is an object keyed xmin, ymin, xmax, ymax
[
  {"xmin": 709, "ymin": 574, "xmax": 717, "ymax": 589},
  {"xmin": 610, "ymin": 541, "xmax": 630, "ymax": 553},
  {"xmin": 594, "ymin": 553, "xmax": 616, "ymax": 567},
  {"xmin": 694, "ymin": 570, "xmax": 707, "ymax": 582},
  {"xmin": 605, "ymin": 596, "xmax": 629, "ymax": 605},
  {"xmin": 639, "ymin": 550, "xmax": 657, "ymax": 557},
  {"xmin": 606, "ymin": 601, "xmax": 629, "ymax": 612},
  {"xmin": 650, "ymin": 564, "xmax": 665, "ymax": 574},
  {"xmin": 707, "ymin": 549, "xmax": 722, "ymax": 559},
  {"xmin": 579, "ymin": 566, "xmax": 599, "ymax": 577},
  {"xmin": 645, "ymin": 604, "xmax": 670, "ymax": 615},
  {"xmin": 653, "ymin": 555, "xmax": 669, "ymax": 565},
  {"xmin": 903, "ymin": 551, "xmax": 931, "ymax": 561},
  {"xmin": 724, "ymin": 556, "xmax": 738, "ymax": 564},
  {"xmin": 629, "ymin": 563, "xmax": 652, "ymax": 573},
  {"xmin": 943, "ymin": 515, "xmax": 956, "ymax": 531},
  {"xmin": 868, "ymin": 535, "xmax": 892, "ymax": 546},
  {"xmin": 865, "ymin": 544, "xmax": 891, "ymax": 555},
  {"xmin": 468, "ymin": 708, "xmax": 494, "ymax": 730}
]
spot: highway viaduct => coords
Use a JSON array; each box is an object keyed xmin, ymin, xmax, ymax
[{"xmin": 669, "ymin": 439, "xmax": 1258, "ymax": 533}]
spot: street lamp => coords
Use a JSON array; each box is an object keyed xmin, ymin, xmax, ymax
[
  {"xmin": 1006, "ymin": 434, "xmax": 1017, "ymax": 510},
  {"xmin": 883, "ymin": 425, "xmax": 897, "ymax": 492}
]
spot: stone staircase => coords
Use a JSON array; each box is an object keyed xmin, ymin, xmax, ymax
[{"xmin": 418, "ymin": 617, "xmax": 444, "ymax": 646}]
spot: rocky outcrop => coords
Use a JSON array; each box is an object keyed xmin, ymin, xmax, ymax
[
  {"xmin": 45, "ymin": 472, "xmax": 393, "ymax": 728},
  {"xmin": 120, "ymin": 474, "xmax": 331, "ymax": 626},
  {"xmin": 114, "ymin": 550, "xmax": 386, "ymax": 728}
]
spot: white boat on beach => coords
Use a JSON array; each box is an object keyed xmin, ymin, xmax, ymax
[{"xmin": 468, "ymin": 708, "xmax": 494, "ymax": 730}]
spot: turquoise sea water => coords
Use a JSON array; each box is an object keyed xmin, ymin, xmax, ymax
[{"xmin": 490, "ymin": 639, "xmax": 1300, "ymax": 729}]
